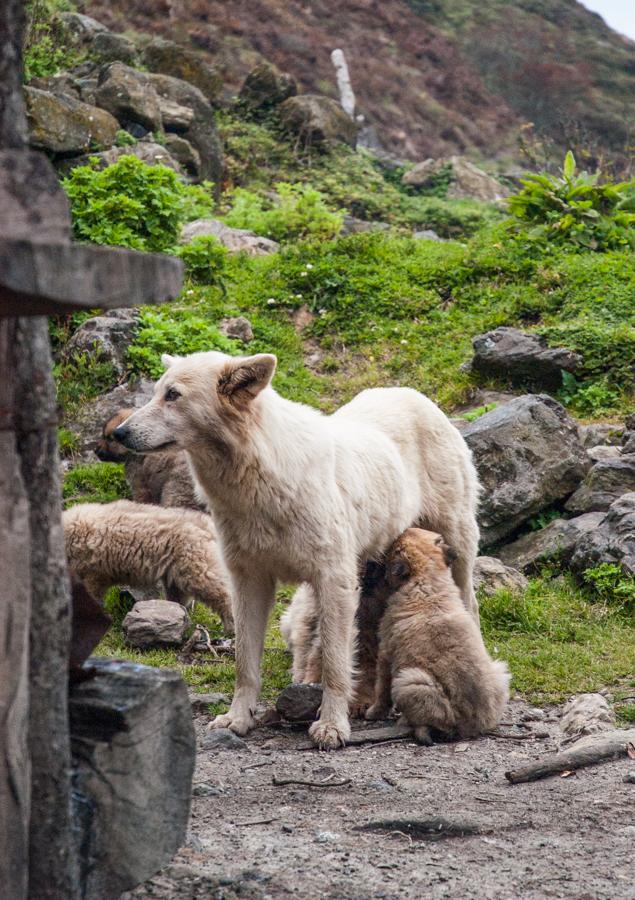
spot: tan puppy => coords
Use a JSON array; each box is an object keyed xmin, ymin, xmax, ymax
[{"xmin": 366, "ymin": 528, "xmax": 510, "ymax": 743}]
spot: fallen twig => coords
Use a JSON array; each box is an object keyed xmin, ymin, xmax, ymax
[
  {"xmin": 272, "ymin": 775, "xmax": 351, "ymax": 788},
  {"xmin": 488, "ymin": 730, "xmax": 549, "ymax": 742},
  {"xmin": 505, "ymin": 728, "xmax": 635, "ymax": 784},
  {"xmin": 240, "ymin": 760, "xmax": 274, "ymax": 772},
  {"xmin": 234, "ymin": 817, "xmax": 277, "ymax": 827}
]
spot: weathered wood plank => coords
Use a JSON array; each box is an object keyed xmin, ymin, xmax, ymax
[{"xmin": 0, "ymin": 240, "xmax": 184, "ymax": 316}]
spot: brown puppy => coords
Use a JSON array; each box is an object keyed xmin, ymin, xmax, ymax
[
  {"xmin": 366, "ymin": 528, "xmax": 510, "ymax": 744},
  {"xmin": 96, "ymin": 408, "xmax": 207, "ymax": 510}
]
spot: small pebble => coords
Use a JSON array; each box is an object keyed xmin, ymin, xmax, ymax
[
  {"xmin": 202, "ymin": 728, "xmax": 248, "ymax": 751},
  {"xmin": 315, "ymin": 831, "xmax": 340, "ymax": 843},
  {"xmin": 281, "ymin": 824, "xmax": 294, "ymax": 834},
  {"xmin": 623, "ymin": 771, "xmax": 635, "ymax": 784}
]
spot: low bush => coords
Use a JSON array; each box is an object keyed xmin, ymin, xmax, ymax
[
  {"xmin": 583, "ymin": 564, "xmax": 635, "ymax": 616},
  {"xmin": 223, "ymin": 183, "xmax": 343, "ymax": 242},
  {"xmin": 176, "ymin": 236, "xmax": 228, "ymax": 286}
]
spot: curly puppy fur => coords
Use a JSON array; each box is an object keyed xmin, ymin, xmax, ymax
[
  {"xmin": 95, "ymin": 409, "xmax": 208, "ymax": 511},
  {"xmin": 366, "ymin": 528, "xmax": 510, "ymax": 743},
  {"xmin": 114, "ymin": 351, "xmax": 480, "ymax": 749},
  {"xmin": 63, "ymin": 499, "xmax": 234, "ymax": 634}
]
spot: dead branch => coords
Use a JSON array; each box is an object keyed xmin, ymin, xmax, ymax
[
  {"xmin": 272, "ymin": 775, "xmax": 351, "ymax": 788},
  {"xmin": 505, "ymin": 728, "xmax": 635, "ymax": 784}
]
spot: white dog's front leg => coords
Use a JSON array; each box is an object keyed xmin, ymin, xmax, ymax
[
  {"xmin": 308, "ymin": 570, "xmax": 358, "ymax": 750},
  {"xmin": 209, "ymin": 572, "xmax": 276, "ymax": 736}
]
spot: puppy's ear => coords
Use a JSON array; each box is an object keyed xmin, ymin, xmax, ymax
[
  {"xmin": 161, "ymin": 353, "xmax": 177, "ymax": 369},
  {"xmin": 387, "ymin": 556, "xmax": 411, "ymax": 586},
  {"xmin": 218, "ymin": 354, "xmax": 277, "ymax": 402}
]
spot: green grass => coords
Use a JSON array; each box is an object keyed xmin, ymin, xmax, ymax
[{"xmin": 63, "ymin": 462, "xmax": 130, "ymax": 507}]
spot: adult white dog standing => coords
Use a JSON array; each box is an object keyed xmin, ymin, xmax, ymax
[{"xmin": 114, "ymin": 351, "xmax": 480, "ymax": 749}]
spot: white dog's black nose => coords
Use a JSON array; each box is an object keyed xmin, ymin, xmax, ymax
[{"xmin": 112, "ymin": 424, "xmax": 130, "ymax": 445}]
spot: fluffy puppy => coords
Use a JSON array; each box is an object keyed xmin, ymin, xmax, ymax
[
  {"xmin": 366, "ymin": 528, "xmax": 510, "ymax": 743},
  {"xmin": 63, "ymin": 499, "xmax": 234, "ymax": 634},
  {"xmin": 95, "ymin": 409, "xmax": 208, "ymax": 511}
]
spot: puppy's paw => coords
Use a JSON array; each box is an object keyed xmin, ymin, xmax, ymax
[
  {"xmin": 309, "ymin": 718, "xmax": 350, "ymax": 750},
  {"xmin": 365, "ymin": 703, "xmax": 389, "ymax": 721},
  {"xmin": 208, "ymin": 709, "xmax": 255, "ymax": 736},
  {"xmin": 414, "ymin": 725, "xmax": 433, "ymax": 746}
]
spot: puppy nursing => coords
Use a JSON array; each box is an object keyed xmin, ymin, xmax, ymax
[{"xmin": 366, "ymin": 528, "xmax": 510, "ymax": 743}]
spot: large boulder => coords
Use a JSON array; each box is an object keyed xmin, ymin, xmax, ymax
[
  {"xmin": 560, "ymin": 694, "xmax": 615, "ymax": 740},
  {"xmin": 579, "ymin": 422, "xmax": 625, "ymax": 449},
  {"xmin": 122, "ymin": 600, "xmax": 190, "ymax": 649},
  {"xmin": 70, "ymin": 658, "xmax": 195, "ymax": 898},
  {"xmin": 58, "ymin": 11, "xmax": 108, "ymax": 44},
  {"xmin": 147, "ymin": 73, "xmax": 223, "ymax": 186},
  {"xmin": 469, "ymin": 327, "xmax": 581, "ymax": 391},
  {"xmin": 142, "ymin": 38, "xmax": 223, "ymax": 105},
  {"xmin": 180, "ymin": 219, "xmax": 279, "ymax": 255},
  {"xmin": 164, "ymin": 135, "xmax": 201, "ymax": 179},
  {"xmin": 91, "ymin": 31, "xmax": 139, "ymax": 66},
  {"xmin": 239, "ymin": 62, "xmax": 297, "ymax": 111},
  {"xmin": 403, "ymin": 155, "xmax": 510, "ymax": 202},
  {"xmin": 94, "ymin": 62, "xmax": 162, "ymax": 133},
  {"xmin": 498, "ymin": 512, "xmax": 606, "ymax": 573},
  {"xmin": 565, "ymin": 457, "xmax": 635, "ymax": 514},
  {"xmin": 570, "ymin": 493, "xmax": 635, "ymax": 576},
  {"xmin": 64, "ymin": 309, "xmax": 139, "ymax": 377},
  {"xmin": 279, "ymin": 95, "xmax": 358, "ymax": 148},
  {"xmin": 472, "ymin": 556, "xmax": 528, "ymax": 596},
  {"xmin": 462, "ymin": 395, "xmax": 590, "ymax": 546},
  {"xmin": 24, "ymin": 87, "xmax": 119, "ymax": 154}
]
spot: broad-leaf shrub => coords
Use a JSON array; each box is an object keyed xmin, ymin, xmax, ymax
[
  {"xmin": 223, "ymin": 183, "xmax": 343, "ymax": 241},
  {"xmin": 62, "ymin": 156, "xmax": 214, "ymax": 251},
  {"xmin": 507, "ymin": 151, "xmax": 635, "ymax": 251},
  {"xmin": 176, "ymin": 237, "xmax": 228, "ymax": 286}
]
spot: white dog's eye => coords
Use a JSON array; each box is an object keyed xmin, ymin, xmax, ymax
[{"xmin": 165, "ymin": 387, "xmax": 181, "ymax": 402}]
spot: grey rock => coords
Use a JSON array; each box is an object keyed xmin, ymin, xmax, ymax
[
  {"xmin": 522, "ymin": 707, "xmax": 547, "ymax": 722},
  {"xmin": 91, "ymin": 31, "xmax": 139, "ymax": 66},
  {"xmin": 219, "ymin": 316, "xmax": 254, "ymax": 343},
  {"xmin": 341, "ymin": 215, "xmax": 390, "ymax": 235},
  {"xmin": 498, "ymin": 512, "xmax": 606, "ymax": 573},
  {"xmin": 202, "ymin": 728, "xmax": 248, "ymax": 751},
  {"xmin": 239, "ymin": 62, "xmax": 297, "ymax": 110},
  {"xmin": 403, "ymin": 155, "xmax": 509, "ymax": 202},
  {"xmin": 142, "ymin": 38, "xmax": 223, "ymax": 105},
  {"xmin": 192, "ymin": 782, "xmax": 223, "ymax": 796},
  {"xmin": 122, "ymin": 600, "xmax": 190, "ymax": 649},
  {"xmin": 25, "ymin": 87, "xmax": 119, "ymax": 154},
  {"xmin": 469, "ymin": 327, "xmax": 581, "ymax": 391},
  {"xmin": 190, "ymin": 692, "xmax": 230, "ymax": 713},
  {"xmin": 560, "ymin": 693, "xmax": 615, "ymax": 739},
  {"xmin": 28, "ymin": 73, "xmax": 82, "ymax": 99},
  {"xmin": 164, "ymin": 134, "xmax": 201, "ymax": 179},
  {"xmin": 94, "ymin": 62, "xmax": 162, "ymax": 132},
  {"xmin": 565, "ymin": 457, "xmax": 635, "ymax": 514},
  {"xmin": 473, "ymin": 556, "xmax": 528, "ymax": 596},
  {"xmin": 587, "ymin": 445, "xmax": 622, "ymax": 462},
  {"xmin": 570, "ymin": 492, "xmax": 635, "ymax": 576},
  {"xmin": 58, "ymin": 141, "xmax": 184, "ymax": 176},
  {"xmin": 279, "ymin": 95, "xmax": 358, "ymax": 148},
  {"xmin": 59, "ymin": 12, "xmax": 108, "ymax": 43},
  {"xmin": 413, "ymin": 228, "xmax": 444, "ymax": 241},
  {"xmin": 462, "ymin": 395, "xmax": 590, "ymax": 546},
  {"xmin": 69, "ymin": 658, "xmax": 195, "ymax": 898},
  {"xmin": 180, "ymin": 219, "xmax": 279, "ymax": 255},
  {"xmin": 579, "ymin": 422, "xmax": 625, "ymax": 449},
  {"xmin": 64, "ymin": 308, "xmax": 139, "ymax": 376},
  {"xmin": 622, "ymin": 432, "xmax": 635, "ymax": 455},
  {"xmin": 315, "ymin": 831, "xmax": 340, "ymax": 843},
  {"xmin": 147, "ymin": 73, "xmax": 223, "ymax": 186},
  {"xmin": 276, "ymin": 683, "xmax": 323, "ymax": 722},
  {"xmin": 624, "ymin": 771, "xmax": 635, "ymax": 784}
]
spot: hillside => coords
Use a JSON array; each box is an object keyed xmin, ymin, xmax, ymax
[{"xmin": 82, "ymin": 0, "xmax": 635, "ymax": 168}]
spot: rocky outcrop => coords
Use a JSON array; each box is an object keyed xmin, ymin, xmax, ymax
[
  {"xmin": 565, "ymin": 457, "xmax": 635, "ymax": 514},
  {"xmin": 341, "ymin": 215, "xmax": 390, "ymax": 235},
  {"xmin": 239, "ymin": 62, "xmax": 297, "ymax": 111},
  {"xmin": 91, "ymin": 31, "xmax": 139, "ymax": 66},
  {"xmin": 94, "ymin": 62, "xmax": 163, "ymax": 133},
  {"xmin": 462, "ymin": 395, "xmax": 590, "ymax": 546},
  {"xmin": 180, "ymin": 219, "xmax": 279, "ymax": 255},
  {"xmin": 122, "ymin": 600, "xmax": 190, "ymax": 649},
  {"xmin": 64, "ymin": 309, "xmax": 139, "ymax": 377},
  {"xmin": 579, "ymin": 423, "xmax": 625, "ymax": 449},
  {"xmin": 469, "ymin": 327, "xmax": 581, "ymax": 391},
  {"xmin": 570, "ymin": 493, "xmax": 635, "ymax": 576},
  {"xmin": 560, "ymin": 694, "xmax": 615, "ymax": 740},
  {"xmin": 164, "ymin": 135, "xmax": 201, "ymax": 179},
  {"xmin": 498, "ymin": 512, "xmax": 606, "ymax": 573},
  {"xmin": 59, "ymin": 141, "xmax": 184, "ymax": 176},
  {"xmin": 279, "ymin": 95, "xmax": 358, "ymax": 148},
  {"xmin": 142, "ymin": 38, "xmax": 223, "ymax": 105},
  {"xmin": 403, "ymin": 155, "xmax": 510, "ymax": 202},
  {"xmin": 24, "ymin": 87, "xmax": 118, "ymax": 154},
  {"xmin": 473, "ymin": 556, "xmax": 528, "ymax": 596}
]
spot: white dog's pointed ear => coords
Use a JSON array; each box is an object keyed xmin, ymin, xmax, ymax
[
  {"xmin": 218, "ymin": 354, "xmax": 277, "ymax": 402},
  {"xmin": 161, "ymin": 353, "xmax": 177, "ymax": 369}
]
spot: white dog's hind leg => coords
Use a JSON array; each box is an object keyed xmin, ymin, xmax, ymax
[
  {"xmin": 308, "ymin": 568, "xmax": 358, "ymax": 750},
  {"xmin": 209, "ymin": 572, "xmax": 276, "ymax": 736}
]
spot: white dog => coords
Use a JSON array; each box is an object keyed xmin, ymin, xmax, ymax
[{"xmin": 114, "ymin": 351, "xmax": 480, "ymax": 749}]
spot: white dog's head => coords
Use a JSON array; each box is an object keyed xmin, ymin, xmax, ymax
[{"xmin": 113, "ymin": 351, "xmax": 277, "ymax": 454}]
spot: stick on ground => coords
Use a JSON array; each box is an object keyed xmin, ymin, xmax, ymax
[{"xmin": 505, "ymin": 728, "xmax": 635, "ymax": 784}]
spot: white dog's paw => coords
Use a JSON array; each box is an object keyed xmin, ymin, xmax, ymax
[
  {"xmin": 309, "ymin": 718, "xmax": 350, "ymax": 750},
  {"xmin": 207, "ymin": 710, "xmax": 255, "ymax": 736},
  {"xmin": 364, "ymin": 703, "xmax": 389, "ymax": 721}
]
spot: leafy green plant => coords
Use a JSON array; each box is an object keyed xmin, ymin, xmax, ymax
[
  {"xmin": 507, "ymin": 151, "xmax": 635, "ymax": 251},
  {"xmin": 62, "ymin": 156, "xmax": 213, "ymax": 251},
  {"xmin": 459, "ymin": 402, "xmax": 497, "ymax": 422},
  {"xmin": 583, "ymin": 563, "xmax": 635, "ymax": 615},
  {"xmin": 176, "ymin": 236, "xmax": 228, "ymax": 286},
  {"xmin": 58, "ymin": 426, "xmax": 79, "ymax": 458},
  {"xmin": 62, "ymin": 462, "xmax": 130, "ymax": 507},
  {"xmin": 224, "ymin": 183, "xmax": 343, "ymax": 241},
  {"xmin": 558, "ymin": 372, "xmax": 623, "ymax": 417},
  {"xmin": 23, "ymin": 0, "xmax": 80, "ymax": 81},
  {"xmin": 114, "ymin": 129, "xmax": 137, "ymax": 147},
  {"xmin": 54, "ymin": 354, "xmax": 117, "ymax": 417}
]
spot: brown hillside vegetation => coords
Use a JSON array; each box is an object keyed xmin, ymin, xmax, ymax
[{"xmin": 84, "ymin": 0, "xmax": 635, "ymax": 165}]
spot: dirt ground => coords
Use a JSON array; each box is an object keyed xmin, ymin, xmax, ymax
[{"xmin": 126, "ymin": 700, "xmax": 635, "ymax": 900}]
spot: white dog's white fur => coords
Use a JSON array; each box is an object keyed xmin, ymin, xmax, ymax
[{"xmin": 114, "ymin": 351, "xmax": 480, "ymax": 748}]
